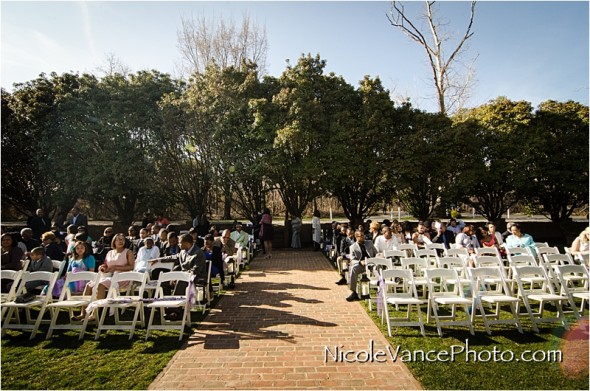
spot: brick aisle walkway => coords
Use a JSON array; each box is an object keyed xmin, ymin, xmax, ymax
[{"xmin": 149, "ymin": 250, "xmax": 422, "ymax": 390}]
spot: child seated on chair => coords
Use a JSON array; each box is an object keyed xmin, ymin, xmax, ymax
[
  {"xmin": 22, "ymin": 247, "xmax": 53, "ymax": 298},
  {"xmin": 135, "ymin": 237, "xmax": 160, "ymax": 274}
]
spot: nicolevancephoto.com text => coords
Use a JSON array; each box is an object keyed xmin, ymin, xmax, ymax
[{"xmin": 324, "ymin": 339, "xmax": 563, "ymax": 364}]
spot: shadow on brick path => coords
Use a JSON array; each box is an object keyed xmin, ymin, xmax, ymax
[{"xmin": 149, "ymin": 250, "xmax": 422, "ymax": 390}]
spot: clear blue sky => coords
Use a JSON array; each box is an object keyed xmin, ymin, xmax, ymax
[{"xmin": 2, "ymin": 1, "xmax": 588, "ymax": 113}]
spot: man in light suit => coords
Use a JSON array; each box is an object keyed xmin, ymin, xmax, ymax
[{"xmin": 345, "ymin": 230, "xmax": 377, "ymax": 302}]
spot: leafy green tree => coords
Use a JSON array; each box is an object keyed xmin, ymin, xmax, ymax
[
  {"xmin": 253, "ymin": 54, "xmax": 349, "ymax": 218},
  {"xmin": 521, "ymin": 100, "xmax": 589, "ymax": 221},
  {"xmin": 390, "ymin": 107, "xmax": 455, "ymax": 221},
  {"xmin": 52, "ymin": 71, "xmax": 178, "ymax": 225},
  {"xmin": 324, "ymin": 76, "xmax": 397, "ymax": 226},
  {"xmin": 1, "ymin": 73, "xmax": 83, "ymax": 218},
  {"xmin": 452, "ymin": 97, "xmax": 534, "ymax": 221}
]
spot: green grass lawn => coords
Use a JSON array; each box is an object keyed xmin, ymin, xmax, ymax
[
  {"xmin": 362, "ymin": 300, "xmax": 589, "ymax": 390},
  {"xmin": 1, "ymin": 293, "xmax": 222, "ymax": 390}
]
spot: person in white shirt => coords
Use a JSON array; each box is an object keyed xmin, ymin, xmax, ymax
[
  {"xmin": 230, "ymin": 224, "xmax": 250, "ymax": 248},
  {"xmin": 455, "ymin": 225, "xmax": 480, "ymax": 254},
  {"xmin": 135, "ymin": 237, "xmax": 160, "ymax": 273},
  {"xmin": 374, "ymin": 226, "xmax": 400, "ymax": 255}
]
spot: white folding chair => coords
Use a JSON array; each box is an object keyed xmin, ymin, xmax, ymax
[
  {"xmin": 400, "ymin": 257, "xmax": 429, "ymax": 298},
  {"xmin": 446, "ymin": 247, "xmax": 469, "ymax": 259},
  {"xmin": 416, "ymin": 248, "xmax": 439, "ymax": 267},
  {"xmin": 475, "ymin": 247, "xmax": 502, "ymax": 259},
  {"xmin": 437, "ymin": 257, "xmax": 470, "ymax": 287},
  {"xmin": 383, "ymin": 249, "xmax": 405, "ymax": 267},
  {"xmin": 474, "ymin": 255, "xmax": 512, "ymax": 291},
  {"xmin": 541, "ymin": 254, "xmax": 576, "ymax": 291},
  {"xmin": 468, "ymin": 267, "xmax": 523, "ymax": 335},
  {"xmin": 52, "ymin": 260, "xmax": 66, "ymax": 274},
  {"xmin": 534, "ymin": 242, "xmax": 549, "ymax": 248},
  {"xmin": 45, "ymin": 271, "xmax": 101, "ymax": 340},
  {"xmin": 144, "ymin": 261, "xmax": 175, "ymax": 298},
  {"xmin": 145, "ymin": 270, "xmax": 193, "ymax": 341},
  {"xmin": 398, "ymin": 243, "xmax": 417, "ymax": 258},
  {"xmin": 380, "ymin": 269, "xmax": 426, "ymax": 337},
  {"xmin": 364, "ymin": 257, "xmax": 393, "ymax": 311},
  {"xmin": 1, "ymin": 271, "xmax": 58, "ymax": 339},
  {"xmin": 426, "ymin": 243, "xmax": 446, "ymax": 257},
  {"xmin": 1, "ymin": 269, "xmax": 24, "ymax": 320},
  {"xmin": 507, "ymin": 254, "xmax": 539, "ymax": 280},
  {"xmin": 94, "ymin": 271, "xmax": 148, "ymax": 340},
  {"xmin": 555, "ymin": 265, "xmax": 589, "ymax": 319},
  {"xmin": 425, "ymin": 268, "xmax": 474, "ymax": 336},
  {"xmin": 192, "ymin": 261, "xmax": 212, "ymax": 315},
  {"xmin": 20, "ymin": 259, "xmax": 30, "ymax": 272},
  {"xmin": 512, "ymin": 265, "xmax": 569, "ymax": 332}
]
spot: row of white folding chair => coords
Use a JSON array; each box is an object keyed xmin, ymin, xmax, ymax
[
  {"xmin": 379, "ymin": 262, "xmax": 586, "ymax": 337},
  {"xmin": 1, "ymin": 269, "xmax": 24, "ymax": 320},
  {"xmin": 512, "ymin": 265, "xmax": 569, "ymax": 332},
  {"xmin": 46, "ymin": 271, "xmax": 102, "ymax": 340},
  {"xmin": 554, "ymin": 264, "xmax": 589, "ymax": 319},
  {"xmin": 2, "ymin": 271, "xmax": 59, "ymax": 339}
]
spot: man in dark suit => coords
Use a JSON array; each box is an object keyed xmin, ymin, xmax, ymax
[
  {"xmin": 157, "ymin": 234, "xmax": 207, "ymax": 320},
  {"xmin": 27, "ymin": 209, "xmax": 52, "ymax": 240},
  {"xmin": 345, "ymin": 230, "xmax": 377, "ymax": 302},
  {"xmin": 68, "ymin": 207, "xmax": 88, "ymax": 229},
  {"xmin": 430, "ymin": 221, "xmax": 455, "ymax": 250}
]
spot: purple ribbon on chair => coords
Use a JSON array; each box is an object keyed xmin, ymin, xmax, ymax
[{"xmin": 376, "ymin": 275, "xmax": 385, "ymax": 317}]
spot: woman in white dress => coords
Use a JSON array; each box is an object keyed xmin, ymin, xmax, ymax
[{"xmin": 312, "ymin": 210, "xmax": 321, "ymax": 251}]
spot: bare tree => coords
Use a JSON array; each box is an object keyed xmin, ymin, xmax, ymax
[
  {"xmin": 96, "ymin": 52, "xmax": 131, "ymax": 76},
  {"xmin": 387, "ymin": 1, "xmax": 477, "ymax": 114},
  {"xmin": 177, "ymin": 12, "xmax": 268, "ymax": 77}
]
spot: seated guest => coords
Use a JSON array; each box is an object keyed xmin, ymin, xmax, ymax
[
  {"xmin": 136, "ymin": 228, "xmax": 149, "ymax": 251},
  {"xmin": 151, "ymin": 225, "xmax": 161, "ymax": 244},
  {"xmin": 157, "ymin": 229, "xmax": 169, "ymax": 254},
  {"xmin": 157, "ymin": 234, "xmax": 207, "ymax": 320},
  {"xmin": 430, "ymin": 221, "xmax": 454, "ymax": 250},
  {"xmin": 215, "ymin": 229, "xmax": 236, "ymax": 257},
  {"xmin": 412, "ymin": 223, "xmax": 431, "ymax": 249},
  {"xmin": 374, "ymin": 226, "xmax": 400, "ymax": 255},
  {"xmin": 76, "ymin": 226, "xmax": 93, "ymax": 242},
  {"xmin": 64, "ymin": 224, "xmax": 77, "ymax": 248},
  {"xmin": 60, "ymin": 240, "xmax": 97, "ymax": 295},
  {"xmin": 21, "ymin": 247, "xmax": 54, "ymax": 298},
  {"xmin": 392, "ymin": 222, "xmax": 406, "ymax": 245},
  {"xmin": 231, "ymin": 224, "xmax": 250, "ymax": 249},
  {"xmin": 447, "ymin": 218, "xmax": 463, "ymax": 236},
  {"xmin": 335, "ymin": 227, "xmax": 355, "ymax": 286},
  {"xmin": 41, "ymin": 231, "xmax": 64, "ymax": 261},
  {"xmin": 203, "ymin": 234, "xmax": 225, "ymax": 289},
  {"xmin": 1, "ymin": 233, "xmax": 24, "ymax": 271},
  {"xmin": 571, "ymin": 227, "xmax": 590, "ymax": 263},
  {"xmin": 505, "ymin": 223, "xmax": 537, "ymax": 258},
  {"xmin": 368, "ymin": 221, "xmax": 381, "ymax": 243},
  {"xmin": 487, "ymin": 222, "xmax": 504, "ymax": 247},
  {"xmin": 162, "ymin": 232, "xmax": 180, "ymax": 257},
  {"xmin": 455, "ymin": 225, "xmax": 480, "ymax": 255},
  {"xmin": 344, "ymin": 230, "xmax": 377, "ymax": 302},
  {"xmin": 94, "ymin": 227, "xmax": 114, "ymax": 265},
  {"xmin": 20, "ymin": 228, "xmax": 41, "ymax": 256},
  {"xmin": 135, "ymin": 237, "xmax": 160, "ymax": 274},
  {"xmin": 501, "ymin": 222, "xmax": 514, "ymax": 242},
  {"xmin": 73, "ymin": 234, "xmax": 135, "ymax": 321}
]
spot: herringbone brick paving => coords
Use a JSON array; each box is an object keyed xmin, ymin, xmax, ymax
[{"xmin": 149, "ymin": 250, "xmax": 422, "ymax": 390}]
